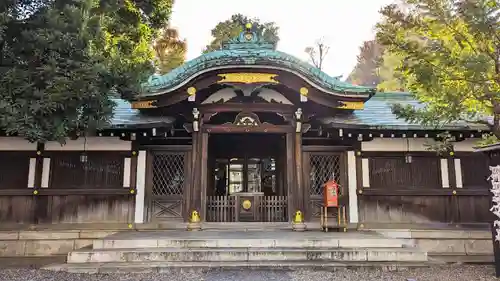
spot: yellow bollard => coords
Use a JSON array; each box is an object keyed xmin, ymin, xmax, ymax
[
  {"xmin": 187, "ymin": 210, "xmax": 201, "ymax": 231},
  {"xmin": 292, "ymin": 210, "xmax": 306, "ymax": 231},
  {"xmin": 293, "ymin": 210, "xmax": 303, "ymax": 223},
  {"xmin": 190, "ymin": 210, "xmax": 200, "ymax": 223}
]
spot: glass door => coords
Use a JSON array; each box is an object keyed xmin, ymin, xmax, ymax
[
  {"xmin": 213, "ymin": 156, "xmax": 277, "ymax": 195},
  {"xmin": 228, "ymin": 158, "xmax": 244, "ymax": 194}
]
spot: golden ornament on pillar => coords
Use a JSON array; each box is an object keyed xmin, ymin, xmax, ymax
[
  {"xmin": 187, "ymin": 87, "xmax": 196, "ymax": 96},
  {"xmin": 299, "ymin": 87, "xmax": 309, "ymax": 96}
]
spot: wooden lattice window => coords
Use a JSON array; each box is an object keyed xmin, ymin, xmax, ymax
[
  {"xmin": 369, "ymin": 155, "xmax": 441, "ymax": 189},
  {"xmin": 50, "ymin": 152, "xmax": 124, "ymax": 189},
  {"xmin": 152, "ymin": 152, "xmax": 185, "ymax": 196},
  {"xmin": 460, "ymin": 154, "xmax": 490, "ymax": 188},
  {"xmin": 0, "ymin": 152, "xmax": 30, "ymax": 189},
  {"xmin": 309, "ymin": 154, "xmax": 341, "ymax": 196}
]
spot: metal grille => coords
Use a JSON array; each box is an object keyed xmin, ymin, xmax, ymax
[
  {"xmin": 309, "ymin": 154, "xmax": 341, "ymax": 195},
  {"xmin": 152, "ymin": 153, "xmax": 185, "ymax": 196}
]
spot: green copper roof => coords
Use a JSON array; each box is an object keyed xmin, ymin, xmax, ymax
[
  {"xmin": 142, "ymin": 27, "xmax": 375, "ymax": 96},
  {"xmin": 320, "ymin": 92, "xmax": 489, "ymax": 131},
  {"xmin": 108, "ymin": 93, "xmax": 488, "ymax": 132}
]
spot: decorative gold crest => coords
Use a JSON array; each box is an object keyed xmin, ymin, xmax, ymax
[
  {"xmin": 242, "ymin": 200, "xmax": 252, "ymax": 210},
  {"xmin": 217, "ymin": 73, "xmax": 279, "ymax": 84},
  {"xmin": 131, "ymin": 100, "xmax": 157, "ymax": 109},
  {"xmin": 336, "ymin": 101, "xmax": 364, "ymax": 110}
]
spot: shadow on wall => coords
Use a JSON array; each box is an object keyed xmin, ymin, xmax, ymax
[
  {"xmin": 359, "ymin": 195, "xmax": 490, "ymax": 225},
  {"xmin": 0, "ymin": 195, "xmax": 134, "ymax": 224}
]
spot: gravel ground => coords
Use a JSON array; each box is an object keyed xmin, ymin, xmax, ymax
[{"xmin": 0, "ymin": 265, "xmax": 497, "ymax": 281}]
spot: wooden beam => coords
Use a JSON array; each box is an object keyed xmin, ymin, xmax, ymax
[
  {"xmin": 199, "ymin": 103, "xmax": 294, "ymax": 114},
  {"xmin": 203, "ymin": 124, "xmax": 294, "ymax": 133}
]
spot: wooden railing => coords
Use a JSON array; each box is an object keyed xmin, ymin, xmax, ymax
[
  {"xmin": 206, "ymin": 195, "xmax": 288, "ymax": 222},
  {"xmin": 206, "ymin": 196, "xmax": 236, "ymax": 222}
]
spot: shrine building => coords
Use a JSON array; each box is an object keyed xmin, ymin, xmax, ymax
[{"xmin": 0, "ymin": 25, "xmax": 494, "ymax": 228}]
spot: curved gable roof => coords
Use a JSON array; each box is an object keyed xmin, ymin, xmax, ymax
[{"xmin": 142, "ymin": 26, "xmax": 375, "ymax": 97}]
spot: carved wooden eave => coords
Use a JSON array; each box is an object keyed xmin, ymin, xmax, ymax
[
  {"xmin": 131, "ymin": 71, "xmax": 373, "ymax": 114},
  {"xmin": 133, "ymin": 28, "xmax": 375, "ymax": 112}
]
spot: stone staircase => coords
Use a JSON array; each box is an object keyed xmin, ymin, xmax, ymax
[{"xmin": 45, "ymin": 230, "xmax": 431, "ymax": 273}]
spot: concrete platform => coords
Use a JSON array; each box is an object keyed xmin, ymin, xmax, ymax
[
  {"xmin": 94, "ymin": 230, "xmax": 413, "ymax": 249},
  {"xmin": 46, "ymin": 260, "xmax": 432, "ymax": 274},
  {"xmin": 43, "ymin": 230, "xmax": 430, "ymax": 273}
]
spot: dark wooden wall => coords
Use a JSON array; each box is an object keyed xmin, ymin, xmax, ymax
[
  {"xmin": 358, "ymin": 151, "xmax": 492, "ymax": 226},
  {"xmin": 0, "ymin": 150, "xmax": 135, "ymax": 225}
]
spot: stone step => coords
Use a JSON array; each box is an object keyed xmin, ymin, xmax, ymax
[
  {"xmin": 94, "ymin": 237, "xmax": 410, "ymax": 249},
  {"xmin": 45, "ymin": 260, "xmax": 431, "ymax": 274},
  {"xmin": 67, "ymin": 247, "xmax": 427, "ymax": 264}
]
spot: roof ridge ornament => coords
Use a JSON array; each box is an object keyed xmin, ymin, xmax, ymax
[{"xmin": 223, "ymin": 22, "xmax": 275, "ymax": 50}]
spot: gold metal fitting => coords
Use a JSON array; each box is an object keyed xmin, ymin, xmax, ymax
[
  {"xmin": 190, "ymin": 210, "xmax": 200, "ymax": 223},
  {"xmin": 293, "ymin": 210, "xmax": 303, "ymax": 223}
]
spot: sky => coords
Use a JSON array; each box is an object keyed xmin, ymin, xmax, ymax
[{"xmin": 170, "ymin": 0, "xmax": 395, "ymax": 79}]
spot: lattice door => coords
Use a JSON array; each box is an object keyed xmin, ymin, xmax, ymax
[
  {"xmin": 148, "ymin": 151, "xmax": 189, "ymax": 222},
  {"xmin": 304, "ymin": 152, "xmax": 344, "ymax": 221}
]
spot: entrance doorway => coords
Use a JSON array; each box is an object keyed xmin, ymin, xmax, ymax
[{"xmin": 206, "ymin": 134, "xmax": 288, "ymax": 222}]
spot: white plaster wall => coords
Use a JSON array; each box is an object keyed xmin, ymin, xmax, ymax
[
  {"xmin": 0, "ymin": 137, "xmax": 37, "ymax": 151},
  {"xmin": 361, "ymin": 138, "xmax": 437, "ymax": 152},
  {"xmin": 45, "ymin": 137, "xmax": 131, "ymax": 151},
  {"xmin": 362, "ymin": 137, "xmax": 478, "ymax": 152}
]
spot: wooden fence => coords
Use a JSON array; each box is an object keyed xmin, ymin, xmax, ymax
[
  {"xmin": 0, "ymin": 151, "xmax": 135, "ymax": 224},
  {"xmin": 358, "ymin": 152, "xmax": 492, "ymax": 226},
  {"xmin": 206, "ymin": 195, "xmax": 288, "ymax": 222}
]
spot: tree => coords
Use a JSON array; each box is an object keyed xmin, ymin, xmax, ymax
[
  {"xmin": 377, "ymin": 51, "xmax": 406, "ymax": 92},
  {"xmin": 154, "ymin": 27, "xmax": 186, "ymax": 74},
  {"xmin": 304, "ymin": 38, "xmax": 330, "ymax": 70},
  {"xmin": 376, "ymin": 0, "xmax": 500, "ymax": 146},
  {"xmin": 204, "ymin": 14, "xmax": 280, "ymax": 53},
  {"xmin": 346, "ymin": 40, "xmax": 384, "ymax": 86},
  {"xmin": 0, "ymin": 0, "xmax": 174, "ymax": 143}
]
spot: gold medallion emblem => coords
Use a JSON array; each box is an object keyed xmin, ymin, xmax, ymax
[{"xmin": 242, "ymin": 200, "xmax": 252, "ymax": 210}]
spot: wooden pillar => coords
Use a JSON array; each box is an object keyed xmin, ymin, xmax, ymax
[
  {"xmin": 295, "ymin": 132, "xmax": 304, "ymax": 214},
  {"xmin": 189, "ymin": 131, "xmax": 200, "ymax": 218},
  {"xmin": 200, "ymin": 132, "xmax": 209, "ymax": 221},
  {"xmin": 286, "ymin": 132, "xmax": 295, "ymax": 221},
  {"xmin": 33, "ymin": 142, "xmax": 47, "ymax": 224},
  {"xmin": 190, "ymin": 125, "xmax": 209, "ymax": 221}
]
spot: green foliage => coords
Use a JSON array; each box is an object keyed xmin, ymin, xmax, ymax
[
  {"xmin": 376, "ymin": 0, "xmax": 500, "ymax": 145},
  {"xmin": 377, "ymin": 51, "xmax": 406, "ymax": 92},
  {"xmin": 346, "ymin": 40, "xmax": 385, "ymax": 86},
  {"xmin": 204, "ymin": 14, "xmax": 280, "ymax": 53},
  {"xmin": 0, "ymin": 0, "xmax": 174, "ymax": 143},
  {"xmin": 154, "ymin": 28, "xmax": 186, "ymax": 74}
]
